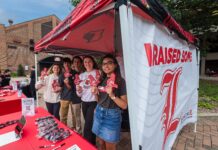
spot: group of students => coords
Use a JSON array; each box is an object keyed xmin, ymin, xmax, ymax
[{"xmin": 35, "ymin": 54, "xmax": 127, "ymax": 150}]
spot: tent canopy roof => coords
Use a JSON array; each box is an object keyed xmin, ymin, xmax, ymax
[{"xmin": 35, "ymin": 0, "xmax": 197, "ymax": 56}]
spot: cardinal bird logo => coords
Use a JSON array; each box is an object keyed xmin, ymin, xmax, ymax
[
  {"xmin": 83, "ymin": 29, "xmax": 104, "ymax": 43},
  {"xmin": 88, "ymin": 70, "xmax": 101, "ymax": 86},
  {"xmin": 52, "ymin": 79, "xmax": 59, "ymax": 91},
  {"xmin": 160, "ymin": 67, "xmax": 182, "ymax": 149}
]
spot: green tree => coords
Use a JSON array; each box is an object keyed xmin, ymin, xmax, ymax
[
  {"xmin": 159, "ymin": 0, "xmax": 218, "ymax": 55},
  {"xmin": 69, "ymin": 0, "xmax": 81, "ymax": 7},
  {"xmin": 17, "ymin": 64, "xmax": 25, "ymax": 77}
]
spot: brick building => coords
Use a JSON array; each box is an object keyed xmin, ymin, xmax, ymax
[{"xmin": 0, "ymin": 15, "xmax": 61, "ymax": 73}]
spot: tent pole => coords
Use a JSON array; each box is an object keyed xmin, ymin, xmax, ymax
[
  {"xmin": 34, "ymin": 52, "xmax": 39, "ymax": 107},
  {"xmin": 194, "ymin": 122, "xmax": 197, "ymax": 132},
  {"xmin": 194, "ymin": 48, "xmax": 200, "ymax": 133}
]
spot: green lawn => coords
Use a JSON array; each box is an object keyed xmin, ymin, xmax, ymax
[{"xmin": 198, "ymin": 80, "xmax": 218, "ymax": 109}]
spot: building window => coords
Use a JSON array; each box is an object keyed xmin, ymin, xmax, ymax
[
  {"xmin": 8, "ymin": 45, "xmax": 17, "ymax": 49},
  {"xmin": 41, "ymin": 21, "xmax": 52, "ymax": 38}
]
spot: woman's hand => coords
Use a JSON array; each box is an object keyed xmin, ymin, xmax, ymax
[
  {"xmin": 91, "ymin": 86, "xmax": 98, "ymax": 95},
  {"xmin": 106, "ymin": 86, "xmax": 115, "ymax": 98},
  {"xmin": 76, "ymin": 85, "xmax": 83, "ymax": 93},
  {"xmin": 64, "ymin": 78, "xmax": 69, "ymax": 85},
  {"xmin": 53, "ymin": 86, "xmax": 61, "ymax": 93}
]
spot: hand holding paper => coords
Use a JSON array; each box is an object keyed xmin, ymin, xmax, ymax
[
  {"xmin": 98, "ymin": 73, "xmax": 118, "ymax": 92},
  {"xmin": 76, "ymin": 85, "xmax": 83, "ymax": 93},
  {"xmin": 40, "ymin": 68, "xmax": 48, "ymax": 80},
  {"xmin": 64, "ymin": 66, "xmax": 72, "ymax": 78},
  {"xmin": 91, "ymin": 86, "xmax": 98, "ymax": 95},
  {"xmin": 106, "ymin": 73, "xmax": 118, "ymax": 88},
  {"xmin": 74, "ymin": 74, "xmax": 82, "ymax": 85}
]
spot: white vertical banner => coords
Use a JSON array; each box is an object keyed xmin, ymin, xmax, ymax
[
  {"xmin": 121, "ymin": 6, "xmax": 199, "ymax": 150},
  {"xmin": 119, "ymin": 4, "xmax": 138, "ymax": 150}
]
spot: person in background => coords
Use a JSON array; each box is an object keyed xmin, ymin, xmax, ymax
[
  {"xmin": 76, "ymin": 56, "xmax": 99, "ymax": 145},
  {"xmin": 1, "ymin": 69, "xmax": 11, "ymax": 87},
  {"xmin": 69, "ymin": 56, "xmax": 83, "ymax": 134},
  {"xmin": 92, "ymin": 54, "xmax": 127, "ymax": 150},
  {"xmin": 30, "ymin": 66, "xmax": 36, "ymax": 100},
  {"xmin": 58, "ymin": 58, "xmax": 75, "ymax": 126},
  {"xmin": 35, "ymin": 63, "xmax": 61, "ymax": 120},
  {"xmin": 0, "ymin": 70, "xmax": 2, "ymax": 87}
]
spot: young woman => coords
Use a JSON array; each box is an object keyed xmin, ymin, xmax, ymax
[
  {"xmin": 35, "ymin": 63, "xmax": 61, "ymax": 120},
  {"xmin": 76, "ymin": 55, "xmax": 99, "ymax": 145},
  {"xmin": 92, "ymin": 54, "xmax": 127, "ymax": 150}
]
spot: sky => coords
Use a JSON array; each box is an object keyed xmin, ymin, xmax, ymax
[{"xmin": 0, "ymin": 0, "xmax": 73, "ymax": 26}]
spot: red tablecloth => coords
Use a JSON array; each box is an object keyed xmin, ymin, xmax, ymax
[
  {"xmin": 0, "ymin": 91, "xmax": 26, "ymax": 116},
  {"xmin": 0, "ymin": 107, "xmax": 97, "ymax": 150}
]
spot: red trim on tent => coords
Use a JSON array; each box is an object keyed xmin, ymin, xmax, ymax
[{"xmin": 163, "ymin": 15, "xmax": 196, "ymax": 44}]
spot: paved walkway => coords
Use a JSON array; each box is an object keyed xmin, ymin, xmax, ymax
[{"xmin": 172, "ymin": 116, "xmax": 218, "ymax": 150}]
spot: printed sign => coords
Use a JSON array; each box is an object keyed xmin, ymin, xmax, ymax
[
  {"xmin": 122, "ymin": 7, "xmax": 199, "ymax": 150},
  {"xmin": 22, "ymin": 98, "xmax": 35, "ymax": 116}
]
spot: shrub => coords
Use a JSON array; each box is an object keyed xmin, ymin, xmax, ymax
[
  {"xmin": 11, "ymin": 72, "xmax": 18, "ymax": 77},
  {"xmin": 17, "ymin": 64, "xmax": 25, "ymax": 76}
]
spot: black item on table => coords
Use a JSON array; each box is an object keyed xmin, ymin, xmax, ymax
[{"xmin": 0, "ymin": 120, "xmax": 18, "ymax": 129}]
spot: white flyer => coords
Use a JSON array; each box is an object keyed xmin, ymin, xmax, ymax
[
  {"xmin": 11, "ymin": 81, "xmax": 17, "ymax": 91},
  {"xmin": 21, "ymin": 98, "xmax": 35, "ymax": 116},
  {"xmin": 0, "ymin": 131, "xmax": 20, "ymax": 147},
  {"xmin": 66, "ymin": 144, "xmax": 81, "ymax": 150}
]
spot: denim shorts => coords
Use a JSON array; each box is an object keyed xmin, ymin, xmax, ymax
[{"xmin": 92, "ymin": 104, "xmax": 122, "ymax": 143}]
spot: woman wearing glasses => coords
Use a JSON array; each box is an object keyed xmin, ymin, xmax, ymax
[{"xmin": 92, "ymin": 54, "xmax": 127, "ymax": 150}]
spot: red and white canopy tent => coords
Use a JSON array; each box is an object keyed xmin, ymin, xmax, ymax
[{"xmin": 35, "ymin": 0, "xmax": 199, "ymax": 149}]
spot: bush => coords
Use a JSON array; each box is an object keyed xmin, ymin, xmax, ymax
[
  {"xmin": 17, "ymin": 64, "xmax": 25, "ymax": 76},
  {"xmin": 11, "ymin": 72, "xmax": 18, "ymax": 77},
  {"xmin": 198, "ymin": 101, "xmax": 215, "ymax": 109},
  {"xmin": 199, "ymin": 80, "xmax": 218, "ymax": 101}
]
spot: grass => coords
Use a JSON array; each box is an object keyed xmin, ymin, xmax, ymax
[
  {"xmin": 198, "ymin": 101, "xmax": 215, "ymax": 109},
  {"xmin": 198, "ymin": 80, "xmax": 218, "ymax": 109}
]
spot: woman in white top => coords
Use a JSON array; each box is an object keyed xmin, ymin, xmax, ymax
[
  {"xmin": 76, "ymin": 55, "xmax": 99, "ymax": 145},
  {"xmin": 35, "ymin": 63, "xmax": 61, "ymax": 120}
]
